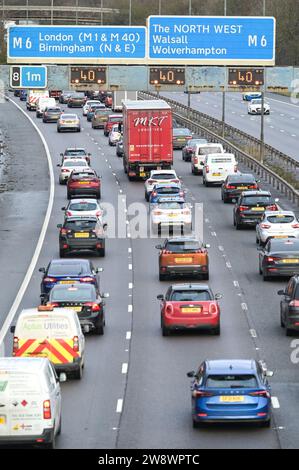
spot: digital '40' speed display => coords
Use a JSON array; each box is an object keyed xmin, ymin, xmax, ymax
[
  {"xmin": 70, "ymin": 67, "xmax": 106, "ymax": 85},
  {"xmin": 150, "ymin": 68, "xmax": 185, "ymax": 85},
  {"xmin": 228, "ymin": 68, "xmax": 264, "ymax": 86}
]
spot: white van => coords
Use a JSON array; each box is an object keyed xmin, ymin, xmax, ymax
[
  {"xmin": 202, "ymin": 153, "xmax": 238, "ymax": 186},
  {"xmin": 11, "ymin": 306, "xmax": 85, "ymax": 380},
  {"xmin": 26, "ymin": 89, "xmax": 49, "ymax": 111},
  {"xmin": 191, "ymin": 143, "xmax": 224, "ymax": 175},
  {"xmin": 0, "ymin": 357, "xmax": 65, "ymax": 448},
  {"xmin": 36, "ymin": 97, "xmax": 56, "ymax": 118}
]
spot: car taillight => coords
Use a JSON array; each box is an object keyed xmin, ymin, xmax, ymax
[
  {"xmin": 187, "ymin": 135, "xmax": 192, "ymax": 140},
  {"xmin": 292, "ymin": 223, "xmax": 299, "ymax": 228},
  {"xmin": 249, "ymin": 184, "xmax": 258, "ymax": 189},
  {"xmin": 225, "ymin": 184, "xmax": 234, "ymax": 189},
  {"xmin": 260, "ymin": 224, "xmax": 271, "ymax": 229},
  {"xmin": 205, "ymin": 166, "xmax": 209, "ymax": 173},
  {"xmin": 43, "ymin": 400, "xmax": 52, "ymax": 419},
  {"xmin": 266, "ymin": 256, "xmax": 279, "ymax": 263},
  {"xmin": 209, "ymin": 303, "xmax": 218, "ymax": 315},
  {"xmin": 96, "ymin": 211, "xmax": 102, "ymax": 217},
  {"xmin": 162, "ymin": 250, "xmax": 172, "ymax": 254},
  {"xmin": 165, "ymin": 304, "xmax": 174, "ymax": 315},
  {"xmin": 66, "ymin": 211, "xmax": 72, "ymax": 217},
  {"xmin": 179, "ymin": 191, "xmax": 184, "ymax": 197},
  {"xmin": 194, "ymin": 157, "xmax": 198, "ymax": 164},
  {"xmin": 266, "ymin": 205, "xmax": 277, "ymax": 211},
  {"xmin": 48, "ymin": 302, "xmax": 59, "ymax": 308},
  {"xmin": 43, "ymin": 277, "xmax": 56, "ymax": 283},
  {"xmin": 60, "ymin": 228, "xmax": 68, "ymax": 235},
  {"xmin": 170, "ymin": 179, "xmax": 180, "ymax": 184},
  {"xmin": 13, "ymin": 337, "xmax": 19, "ymax": 354},
  {"xmin": 289, "ymin": 300, "xmax": 299, "ymax": 307},
  {"xmin": 61, "ymin": 169, "xmax": 69, "ymax": 173},
  {"xmin": 73, "ymin": 336, "xmax": 79, "ymax": 352},
  {"xmin": 147, "ymin": 179, "xmax": 154, "ymax": 184},
  {"xmin": 249, "ymin": 390, "xmax": 270, "ymax": 399},
  {"xmin": 152, "ymin": 192, "xmax": 157, "ymax": 197},
  {"xmin": 85, "ymin": 302, "xmax": 101, "ymax": 312},
  {"xmin": 192, "ymin": 390, "xmax": 214, "ymax": 398},
  {"xmin": 154, "ymin": 211, "xmax": 162, "ymax": 216},
  {"xmin": 239, "ymin": 206, "xmax": 249, "ymax": 212},
  {"xmin": 80, "ymin": 277, "xmax": 95, "ymax": 283}
]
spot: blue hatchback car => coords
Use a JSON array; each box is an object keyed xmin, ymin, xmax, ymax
[
  {"xmin": 149, "ymin": 183, "xmax": 184, "ymax": 204},
  {"xmin": 39, "ymin": 258, "xmax": 102, "ymax": 301},
  {"xmin": 187, "ymin": 359, "xmax": 272, "ymax": 427}
]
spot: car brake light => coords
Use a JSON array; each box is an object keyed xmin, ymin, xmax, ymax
[
  {"xmin": 260, "ymin": 224, "xmax": 271, "ymax": 229},
  {"xmin": 194, "ymin": 157, "xmax": 198, "ymax": 164},
  {"xmin": 249, "ymin": 390, "xmax": 270, "ymax": 399},
  {"xmin": 48, "ymin": 302, "xmax": 59, "ymax": 308},
  {"xmin": 162, "ymin": 250, "xmax": 171, "ymax": 254},
  {"xmin": 205, "ymin": 166, "xmax": 209, "ymax": 173},
  {"xmin": 96, "ymin": 211, "xmax": 102, "ymax": 217},
  {"xmin": 85, "ymin": 302, "xmax": 101, "ymax": 312},
  {"xmin": 152, "ymin": 192, "xmax": 157, "ymax": 197},
  {"xmin": 165, "ymin": 304, "xmax": 174, "ymax": 315},
  {"xmin": 43, "ymin": 277, "xmax": 56, "ymax": 283},
  {"xmin": 249, "ymin": 185, "xmax": 258, "ymax": 189},
  {"xmin": 147, "ymin": 179, "xmax": 154, "ymax": 184},
  {"xmin": 192, "ymin": 390, "xmax": 214, "ymax": 398},
  {"xmin": 289, "ymin": 300, "xmax": 299, "ymax": 307},
  {"xmin": 266, "ymin": 256, "xmax": 279, "ymax": 263},
  {"xmin": 292, "ymin": 224, "xmax": 299, "ymax": 228},
  {"xmin": 266, "ymin": 205, "xmax": 277, "ymax": 211},
  {"xmin": 209, "ymin": 303, "xmax": 218, "ymax": 315},
  {"xmin": 187, "ymin": 135, "xmax": 192, "ymax": 140},
  {"xmin": 179, "ymin": 191, "xmax": 184, "ymax": 197},
  {"xmin": 239, "ymin": 206, "xmax": 249, "ymax": 212},
  {"xmin": 80, "ymin": 277, "xmax": 95, "ymax": 283},
  {"xmin": 13, "ymin": 337, "xmax": 19, "ymax": 354},
  {"xmin": 154, "ymin": 211, "xmax": 162, "ymax": 216},
  {"xmin": 43, "ymin": 400, "xmax": 51, "ymax": 419},
  {"xmin": 73, "ymin": 336, "xmax": 79, "ymax": 352},
  {"xmin": 225, "ymin": 184, "xmax": 234, "ymax": 189},
  {"xmin": 61, "ymin": 169, "xmax": 69, "ymax": 173},
  {"xmin": 171, "ymin": 179, "xmax": 180, "ymax": 184}
]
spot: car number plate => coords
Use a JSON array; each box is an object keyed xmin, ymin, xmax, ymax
[
  {"xmin": 181, "ymin": 307, "xmax": 202, "ymax": 313},
  {"xmin": 237, "ymin": 186, "xmax": 248, "ymax": 190},
  {"xmin": 140, "ymin": 172, "xmax": 146, "ymax": 177},
  {"xmin": 175, "ymin": 258, "xmax": 193, "ymax": 263},
  {"xmin": 59, "ymin": 280, "xmax": 76, "ymax": 284},
  {"xmin": 69, "ymin": 306, "xmax": 82, "ymax": 312},
  {"xmin": 220, "ymin": 396, "xmax": 244, "ymax": 402},
  {"xmin": 274, "ymin": 235, "xmax": 287, "ymax": 238},
  {"xmin": 252, "ymin": 207, "xmax": 264, "ymax": 211},
  {"xmin": 168, "ymin": 214, "xmax": 177, "ymax": 218},
  {"xmin": 213, "ymin": 173, "xmax": 221, "ymax": 177},
  {"xmin": 282, "ymin": 259, "xmax": 299, "ymax": 264},
  {"xmin": 0, "ymin": 416, "xmax": 6, "ymax": 425},
  {"xmin": 74, "ymin": 233, "xmax": 89, "ymax": 238},
  {"xmin": 78, "ymin": 182, "xmax": 87, "ymax": 185}
]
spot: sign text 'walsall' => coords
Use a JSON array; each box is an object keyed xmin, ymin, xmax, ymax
[
  {"xmin": 148, "ymin": 16, "xmax": 276, "ymax": 66},
  {"xmin": 8, "ymin": 26, "xmax": 146, "ymax": 64}
]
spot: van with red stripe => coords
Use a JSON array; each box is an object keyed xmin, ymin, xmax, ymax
[{"xmin": 11, "ymin": 306, "xmax": 85, "ymax": 380}]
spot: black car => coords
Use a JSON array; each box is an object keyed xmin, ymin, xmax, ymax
[
  {"xmin": 59, "ymin": 90, "xmax": 74, "ymax": 104},
  {"xmin": 57, "ymin": 216, "xmax": 107, "ymax": 257},
  {"xmin": 278, "ymin": 275, "xmax": 299, "ymax": 335},
  {"xmin": 233, "ymin": 191, "xmax": 279, "ymax": 229},
  {"xmin": 182, "ymin": 139, "xmax": 208, "ymax": 162},
  {"xmin": 39, "ymin": 258, "xmax": 102, "ymax": 301},
  {"xmin": 173, "ymin": 128, "xmax": 193, "ymax": 149},
  {"xmin": 48, "ymin": 283, "xmax": 108, "ymax": 335},
  {"xmin": 43, "ymin": 106, "xmax": 62, "ymax": 123},
  {"xmin": 258, "ymin": 238, "xmax": 299, "ymax": 281},
  {"xmin": 116, "ymin": 140, "xmax": 124, "ymax": 157},
  {"xmin": 222, "ymin": 173, "xmax": 259, "ymax": 203}
]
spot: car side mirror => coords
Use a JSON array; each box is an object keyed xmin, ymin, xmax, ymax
[
  {"xmin": 155, "ymin": 245, "xmax": 163, "ymax": 250},
  {"xmin": 275, "ymin": 198, "xmax": 279, "ymax": 202},
  {"xmin": 187, "ymin": 371, "xmax": 195, "ymax": 378},
  {"xmin": 61, "ymin": 207, "xmax": 66, "ymax": 211},
  {"xmin": 102, "ymin": 293, "xmax": 110, "ymax": 299},
  {"xmin": 232, "ymin": 199, "xmax": 236, "ymax": 204},
  {"xmin": 57, "ymin": 164, "xmax": 61, "ymax": 167},
  {"xmin": 57, "ymin": 224, "xmax": 62, "ymax": 229},
  {"xmin": 277, "ymin": 290, "xmax": 286, "ymax": 296},
  {"xmin": 266, "ymin": 370, "xmax": 274, "ymax": 378},
  {"xmin": 10, "ymin": 325, "xmax": 15, "ymax": 334},
  {"xmin": 96, "ymin": 268, "xmax": 104, "ymax": 273},
  {"xmin": 39, "ymin": 268, "xmax": 46, "ymax": 273},
  {"xmin": 83, "ymin": 325, "xmax": 90, "ymax": 334},
  {"xmin": 103, "ymin": 223, "xmax": 108, "ymax": 231},
  {"xmin": 204, "ymin": 244, "xmax": 211, "ymax": 249},
  {"xmin": 157, "ymin": 294, "xmax": 164, "ymax": 301},
  {"xmin": 59, "ymin": 372, "xmax": 67, "ymax": 383},
  {"xmin": 215, "ymin": 293, "xmax": 223, "ymax": 300}
]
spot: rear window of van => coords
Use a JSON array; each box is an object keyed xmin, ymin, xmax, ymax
[{"xmin": 17, "ymin": 315, "xmax": 74, "ymax": 339}]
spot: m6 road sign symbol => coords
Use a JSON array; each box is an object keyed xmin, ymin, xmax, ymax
[{"xmin": 10, "ymin": 66, "xmax": 47, "ymax": 88}]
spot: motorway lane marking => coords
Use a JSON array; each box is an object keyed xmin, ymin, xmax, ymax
[
  {"xmin": 126, "ymin": 331, "xmax": 132, "ymax": 340},
  {"xmin": 250, "ymin": 329, "xmax": 257, "ymax": 338},
  {"xmin": 128, "ymin": 305, "xmax": 133, "ymax": 313},
  {"xmin": 280, "ymin": 129, "xmax": 285, "ymax": 133},
  {"xmin": 128, "ymin": 248, "xmax": 132, "ymax": 253},
  {"xmin": 271, "ymin": 397, "xmax": 280, "ymax": 409},
  {"xmin": 122, "ymin": 363, "xmax": 128, "ymax": 374},
  {"xmin": 116, "ymin": 399, "xmax": 123, "ymax": 413},
  {"xmin": 218, "ymin": 246, "xmax": 224, "ymax": 251},
  {"xmin": 226, "ymin": 261, "xmax": 232, "ymax": 269},
  {"xmin": 211, "ymin": 232, "xmax": 217, "ymax": 237},
  {"xmin": 0, "ymin": 95, "xmax": 55, "ymax": 348},
  {"xmin": 129, "ymin": 283, "xmax": 133, "ymax": 289},
  {"xmin": 233, "ymin": 280, "xmax": 240, "ymax": 288},
  {"xmin": 241, "ymin": 303, "xmax": 248, "ymax": 311},
  {"xmin": 292, "ymin": 134, "xmax": 297, "ymax": 137},
  {"xmin": 267, "ymin": 96, "xmax": 299, "ymax": 109},
  {"xmin": 129, "ymin": 264, "xmax": 133, "ymax": 270}
]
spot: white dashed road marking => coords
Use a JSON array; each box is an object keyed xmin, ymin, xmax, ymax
[
  {"xmin": 122, "ymin": 363, "xmax": 128, "ymax": 374},
  {"xmin": 116, "ymin": 399, "xmax": 123, "ymax": 413},
  {"xmin": 271, "ymin": 397, "xmax": 280, "ymax": 409}
]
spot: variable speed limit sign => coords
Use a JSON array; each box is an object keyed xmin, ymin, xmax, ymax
[{"xmin": 10, "ymin": 66, "xmax": 47, "ymax": 89}]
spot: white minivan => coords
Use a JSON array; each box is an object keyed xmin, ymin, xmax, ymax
[
  {"xmin": 202, "ymin": 153, "xmax": 238, "ymax": 186},
  {"xmin": 0, "ymin": 357, "xmax": 65, "ymax": 448},
  {"xmin": 191, "ymin": 143, "xmax": 224, "ymax": 175},
  {"xmin": 36, "ymin": 97, "xmax": 56, "ymax": 118}
]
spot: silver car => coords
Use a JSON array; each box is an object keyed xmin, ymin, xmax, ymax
[
  {"xmin": 57, "ymin": 113, "xmax": 81, "ymax": 132},
  {"xmin": 256, "ymin": 211, "xmax": 299, "ymax": 246}
]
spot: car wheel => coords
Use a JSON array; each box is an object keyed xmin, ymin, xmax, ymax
[
  {"xmin": 280, "ymin": 312, "xmax": 285, "ymax": 328},
  {"xmin": 67, "ymin": 192, "xmax": 71, "ymax": 200},
  {"xmin": 256, "ymin": 236, "xmax": 259, "ymax": 244},
  {"xmin": 73, "ymin": 364, "xmax": 83, "ymax": 380},
  {"xmin": 286, "ymin": 328, "xmax": 293, "ymax": 337},
  {"xmin": 162, "ymin": 323, "xmax": 170, "ymax": 336},
  {"xmin": 192, "ymin": 419, "xmax": 202, "ymax": 429},
  {"xmin": 191, "ymin": 167, "xmax": 195, "ymax": 174},
  {"xmin": 59, "ymin": 249, "xmax": 66, "ymax": 258},
  {"xmin": 145, "ymin": 191, "xmax": 149, "ymax": 201},
  {"xmin": 223, "ymin": 195, "xmax": 229, "ymax": 203},
  {"xmin": 233, "ymin": 216, "xmax": 236, "ymax": 226},
  {"xmin": 211, "ymin": 324, "xmax": 220, "ymax": 335},
  {"xmin": 159, "ymin": 272, "xmax": 167, "ymax": 281},
  {"xmin": 95, "ymin": 321, "xmax": 104, "ymax": 335},
  {"xmin": 202, "ymin": 272, "xmax": 209, "ymax": 281},
  {"xmin": 261, "ymin": 418, "xmax": 271, "ymax": 428},
  {"xmin": 235, "ymin": 221, "xmax": 242, "ymax": 230},
  {"xmin": 57, "ymin": 128, "xmax": 60, "ymax": 133},
  {"xmin": 57, "ymin": 417, "xmax": 62, "ymax": 435},
  {"xmin": 97, "ymin": 191, "xmax": 101, "ymax": 200},
  {"xmin": 43, "ymin": 436, "xmax": 56, "ymax": 449},
  {"xmin": 98, "ymin": 247, "xmax": 105, "ymax": 257},
  {"xmin": 263, "ymin": 270, "xmax": 270, "ymax": 281}
]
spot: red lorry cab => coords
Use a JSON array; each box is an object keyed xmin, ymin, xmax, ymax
[{"xmin": 122, "ymin": 100, "xmax": 173, "ymax": 180}]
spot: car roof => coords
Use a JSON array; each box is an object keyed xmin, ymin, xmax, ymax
[
  {"xmin": 166, "ymin": 237, "xmax": 200, "ymax": 243},
  {"xmin": 150, "ymin": 170, "xmax": 176, "ymax": 175},
  {"xmin": 154, "ymin": 182, "xmax": 181, "ymax": 189},
  {"xmin": 227, "ymin": 173, "xmax": 255, "ymax": 180},
  {"xmin": 62, "ymin": 158, "xmax": 87, "ymax": 164},
  {"xmin": 157, "ymin": 197, "xmax": 185, "ymax": 204},
  {"xmin": 0, "ymin": 357, "xmax": 49, "ymax": 372},
  {"xmin": 18, "ymin": 307, "xmax": 77, "ymax": 319},
  {"xmin": 171, "ymin": 284, "xmax": 210, "ymax": 291},
  {"xmin": 68, "ymin": 198, "xmax": 99, "ymax": 203},
  {"xmin": 264, "ymin": 210, "xmax": 294, "ymax": 217},
  {"xmin": 205, "ymin": 359, "xmax": 257, "ymax": 374},
  {"xmin": 61, "ymin": 114, "xmax": 78, "ymax": 118},
  {"xmin": 241, "ymin": 190, "xmax": 271, "ymax": 196},
  {"xmin": 49, "ymin": 258, "xmax": 90, "ymax": 266},
  {"xmin": 268, "ymin": 239, "xmax": 299, "ymax": 248},
  {"xmin": 65, "ymin": 216, "xmax": 98, "ymax": 222}
]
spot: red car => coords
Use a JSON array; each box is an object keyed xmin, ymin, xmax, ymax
[
  {"xmin": 157, "ymin": 284, "xmax": 222, "ymax": 336},
  {"xmin": 105, "ymin": 94, "xmax": 112, "ymax": 108},
  {"xmin": 104, "ymin": 114, "xmax": 123, "ymax": 137},
  {"xmin": 67, "ymin": 169, "xmax": 102, "ymax": 200}
]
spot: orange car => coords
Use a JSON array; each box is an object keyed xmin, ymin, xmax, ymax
[{"xmin": 156, "ymin": 237, "xmax": 210, "ymax": 281}]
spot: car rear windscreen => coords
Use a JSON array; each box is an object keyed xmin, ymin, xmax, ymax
[
  {"xmin": 65, "ymin": 150, "xmax": 86, "ymax": 156},
  {"xmin": 64, "ymin": 161, "xmax": 87, "ymax": 167},
  {"xmin": 69, "ymin": 202, "xmax": 97, "ymax": 211},
  {"xmin": 211, "ymin": 157, "xmax": 234, "ymax": 164},
  {"xmin": 166, "ymin": 241, "xmax": 201, "ymax": 252},
  {"xmin": 157, "ymin": 187, "xmax": 180, "ymax": 194},
  {"xmin": 48, "ymin": 263, "xmax": 88, "ymax": 276},
  {"xmin": 170, "ymin": 290, "xmax": 212, "ymax": 301},
  {"xmin": 50, "ymin": 285, "xmax": 96, "ymax": 302},
  {"xmin": 267, "ymin": 215, "xmax": 295, "ymax": 224},
  {"xmin": 242, "ymin": 196, "xmax": 272, "ymax": 205},
  {"xmin": 109, "ymin": 117, "xmax": 122, "ymax": 122},
  {"xmin": 206, "ymin": 374, "xmax": 258, "ymax": 389},
  {"xmin": 153, "ymin": 174, "xmax": 176, "ymax": 180},
  {"xmin": 64, "ymin": 220, "xmax": 96, "ymax": 230},
  {"xmin": 198, "ymin": 147, "xmax": 222, "ymax": 155}
]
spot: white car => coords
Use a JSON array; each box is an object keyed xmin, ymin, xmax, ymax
[
  {"xmin": 150, "ymin": 198, "xmax": 192, "ymax": 234},
  {"xmin": 202, "ymin": 153, "xmax": 237, "ymax": 186},
  {"xmin": 191, "ymin": 143, "xmax": 224, "ymax": 175},
  {"xmin": 256, "ymin": 211, "xmax": 299, "ymax": 246},
  {"xmin": 108, "ymin": 124, "xmax": 122, "ymax": 146},
  {"xmin": 0, "ymin": 357, "xmax": 65, "ymax": 448},
  {"xmin": 144, "ymin": 170, "xmax": 179, "ymax": 201},
  {"xmin": 248, "ymin": 99, "xmax": 270, "ymax": 115},
  {"xmin": 62, "ymin": 198, "xmax": 104, "ymax": 221},
  {"xmin": 58, "ymin": 158, "xmax": 89, "ymax": 184},
  {"xmin": 83, "ymin": 100, "xmax": 103, "ymax": 116}
]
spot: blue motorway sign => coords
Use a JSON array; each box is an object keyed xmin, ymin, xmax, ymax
[
  {"xmin": 10, "ymin": 65, "xmax": 47, "ymax": 88},
  {"xmin": 7, "ymin": 26, "xmax": 146, "ymax": 64},
  {"xmin": 148, "ymin": 16, "xmax": 276, "ymax": 66}
]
